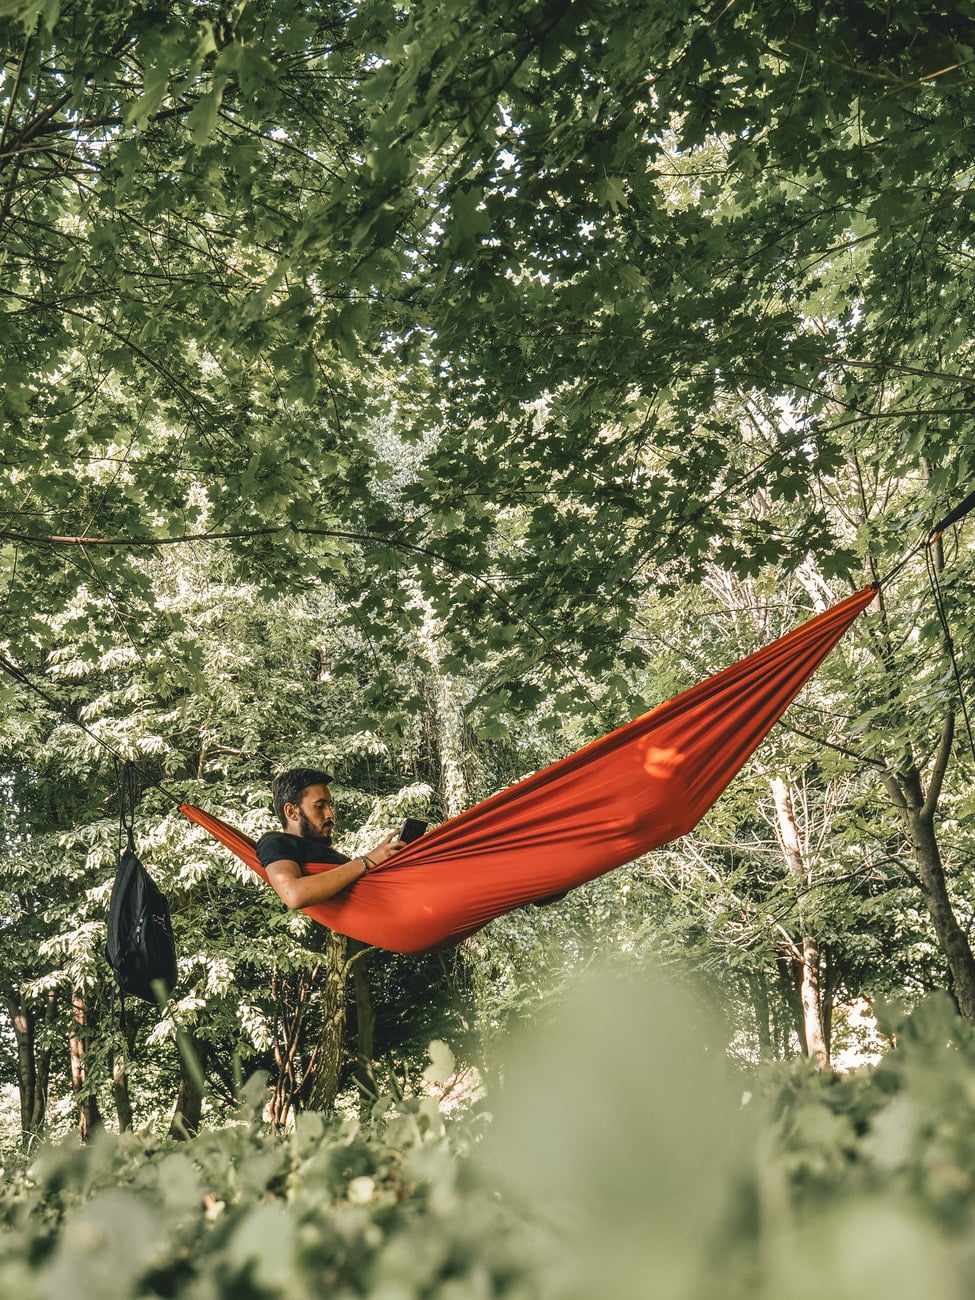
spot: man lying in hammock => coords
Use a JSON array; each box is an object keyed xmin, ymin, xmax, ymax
[
  {"xmin": 181, "ymin": 590, "xmax": 874, "ymax": 952},
  {"xmin": 256, "ymin": 767, "xmax": 404, "ymax": 908}
]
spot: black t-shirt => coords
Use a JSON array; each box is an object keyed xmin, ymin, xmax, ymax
[{"xmin": 256, "ymin": 831, "xmax": 349, "ymax": 871}]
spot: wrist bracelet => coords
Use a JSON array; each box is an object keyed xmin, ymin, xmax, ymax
[{"xmin": 360, "ymin": 855, "xmax": 376, "ymax": 873}]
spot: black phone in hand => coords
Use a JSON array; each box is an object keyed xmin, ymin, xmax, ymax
[{"xmin": 398, "ymin": 818, "xmax": 428, "ymax": 843}]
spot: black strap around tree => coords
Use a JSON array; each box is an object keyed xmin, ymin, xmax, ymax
[
  {"xmin": 117, "ymin": 759, "xmax": 139, "ymax": 856},
  {"xmin": 931, "ymin": 488, "xmax": 975, "ymax": 538}
]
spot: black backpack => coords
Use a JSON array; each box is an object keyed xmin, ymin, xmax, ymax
[{"xmin": 105, "ymin": 849, "xmax": 178, "ymax": 1003}]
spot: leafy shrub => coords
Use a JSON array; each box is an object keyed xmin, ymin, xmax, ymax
[{"xmin": 5, "ymin": 983, "xmax": 975, "ymax": 1298}]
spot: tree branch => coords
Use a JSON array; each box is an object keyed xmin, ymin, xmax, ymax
[
  {"xmin": 0, "ymin": 33, "xmax": 32, "ymax": 162},
  {"xmin": 0, "ymin": 522, "xmax": 472, "ymax": 572},
  {"xmin": 921, "ymin": 711, "xmax": 955, "ymax": 824},
  {"xmin": 778, "ymin": 719, "xmax": 889, "ymax": 770},
  {"xmin": 824, "ymin": 355, "xmax": 975, "ymax": 389}
]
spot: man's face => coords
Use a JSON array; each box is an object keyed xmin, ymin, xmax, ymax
[{"xmin": 293, "ymin": 784, "xmax": 336, "ymax": 840}]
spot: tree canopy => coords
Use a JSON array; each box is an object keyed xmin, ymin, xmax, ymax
[{"xmin": 4, "ymin": 0, "xmax": 973, "ymax": 663}]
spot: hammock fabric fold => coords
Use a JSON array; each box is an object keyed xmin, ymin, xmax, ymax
[{"xmin": 181, "ymin": 586, "xmax": 875, "ymax": 954}]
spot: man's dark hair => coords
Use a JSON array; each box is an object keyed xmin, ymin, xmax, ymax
[{"xmin": 272, "ymin": 767, "xmax": 334, "ymax": 827}]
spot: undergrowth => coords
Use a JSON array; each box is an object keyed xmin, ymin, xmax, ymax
[{"xmin": 4, "ymin": 982, "xmax": 975, "ymax": 1299}]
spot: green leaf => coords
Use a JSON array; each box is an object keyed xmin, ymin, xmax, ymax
[
  {"xmin": 0, "ymin": 0, "xmax": 59, "ymax": 33},
  {"xmin": 187, "ymin": 86, "xmax": 224, "ymax": 146}
]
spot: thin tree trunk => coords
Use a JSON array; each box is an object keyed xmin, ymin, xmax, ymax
[
  {"xmin": 305, "ymin": 931, "xmax": 349, "ymax": 1113},
  {"xmin": 5, "ymin": 988, "xmax": 43, "ymax": 1139},
  {"xmin": 771, "ymin": 777, "xmax": 830, "ymax": 1069},
  {"xmin": 31, "ymin": 990, "xmax": 56, "ymax": 1135},
  {"xmin": 798, "ymin": 933, "xmax": 828, "ymax": 1068},
  {"xmin": 867, "ymin": 531, "xmax": 975, "ymax": 1024},
  {"xmin": 113, "ymin": 1056, "xmax": 134, "ymax": 1132},
  {"xmin": 415, "ymin": 599, "xmax": 470, "ymax": 818},
  {"xmin": 883, "ymin": 736, "xmax": 975, "ymax": 1024},
  {"xmin": 268, "ymin": 965, "xmax": 318, "ymax": 1131},
  {"xmin": 350, "ymin": 943, "xmax": 377, "ymax": 1111},
  {"xmin": 775, "ymin": 953, "xmax": 806, "ymax": 1055},
  {"xmin": 112, "ymin": 1003, "xmax": 139, "ymax": 1132},
  {"xmin": 41, "ymin": 992, "xmax": 56, "ymax": 1079},
  {"xmin": 113, "ymin": 1065, "xmax": 133, "ymax": 1130},
  {"xmin": 169, "ymin": 1032, "xmax": 205, "ymax": 1139},
  {"xmin": 821, "ymin": 943, "xmax": 835, "ymax": 1057},
  {"xmin": 748, "ymin": 970, "xmax": 773, "ymax": 1060},
  {"xmin": 70, "ymin": 990, "xmax": 103, "ymax": 1142}
]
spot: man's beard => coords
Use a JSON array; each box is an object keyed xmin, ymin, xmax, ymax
[{"xmin": 297, "ymin": 810, "xmax": 331, "ymax": 841}]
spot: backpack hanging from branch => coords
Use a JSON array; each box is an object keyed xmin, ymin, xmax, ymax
[{"xmin": 105, "ymin": 764, "xmax": 178, "ymax": 1003}]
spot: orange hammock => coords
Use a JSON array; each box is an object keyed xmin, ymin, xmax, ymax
[{"xmin": 181, "ymin": 586, "xmax": 874, "ymax": 953}]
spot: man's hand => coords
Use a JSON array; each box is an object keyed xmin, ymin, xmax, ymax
[{"xmin": 362, "ymin": 830, "xmax": 405, "ymax": 871}]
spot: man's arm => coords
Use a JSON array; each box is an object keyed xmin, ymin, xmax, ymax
[{"xmin": 265, "ymin": 832, "xmax": 403, "ymax": 910}]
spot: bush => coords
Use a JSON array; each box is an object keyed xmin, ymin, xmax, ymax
[{"xmin": 4, "ymin": 982, "xmax": 975, "ymax": 1298}]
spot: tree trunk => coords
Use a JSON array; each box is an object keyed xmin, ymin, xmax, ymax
[
  {"xmin": 821, "ymin": 943, "xmax": 835, "ymax": 1057},
  {"xmin": 771, "ymin": 777, "xmax": 830, "ymax": 1069},
  {"xmin": 268, "ymin": 965, "xmax": 317, "ymax": 1131},
  {"xmin": 4, "ymin": 987, "xmax": 51, "ymax": 1140},
  {"xmin": 111, "ymin": 1002, "xmax": 139, "ymax": 1131},
  {"xmin": 305, "ymin": 931, "xmax": 349, "ymax": 1113},
  {"xmin": 169, "ymin": 1032, "xmax": 206, "ymax": 1139},
  {"xmin": 867, "ymin": 537, "xmax": 975, "ymax": 1025},
  {"xmin": 70, "ymin": 990, "xmax": 103, "ymax": 1142},
  {"xmin": 416, "ymin": 599, "xmax": 471, "ymax": 818},
  {"xmin": 113, "ymin": 1055, "xmax": 134, "ymax": 1132},
  {"xmin": 798, "ymin": 933, "xmax": 829, "ymax": 1068},
  {"xmin": 36, "ymin": 989, "xmax": 57, "ymax": 1132},
  {"xmin": 775, "ymin": 952, "xmax": 806, "ymax": 1054},
  {"xmin": 350, "ymin": 943, "xmax": 377, "ymax": 1110},
  {"xmin": 883, "ymin": 742, "xmax": 975, "ymax": 1024},
  {"xmin": 746, "ymin": 969, "xmax": 773, "ymax": 1059}
]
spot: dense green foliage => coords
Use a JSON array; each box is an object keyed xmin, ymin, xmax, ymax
[
  {"xmin": 3, "ymin": 0, "xmax": 974, "ymax": 669},
  {"xmin": 4, "ymin": 8, "xmax": 975, "ymax": 1279},
  {"xmin": 5, "ymin": 983, "xmax": 975, "ymax": 1299}
]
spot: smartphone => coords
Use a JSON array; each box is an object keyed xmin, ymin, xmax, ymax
[{"xmin": 397, "ymin": 817, "xmax": 428, "ymax": 844}]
